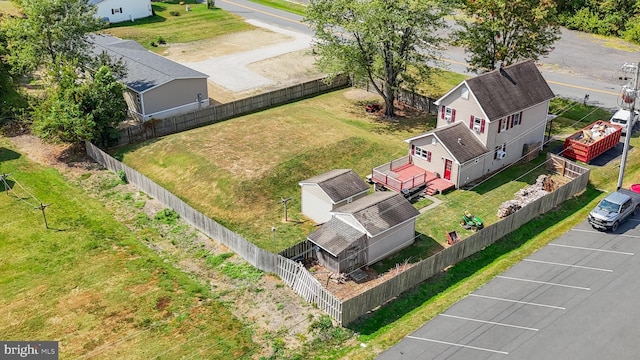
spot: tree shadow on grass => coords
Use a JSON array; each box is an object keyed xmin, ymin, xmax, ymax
[
  {"xmin": 347, "ymin": 185, "xmax": 602, "ymax": 335},
  {"xmin": 0, "ymin": 147, "xmax": 21, "ymax": 162}
]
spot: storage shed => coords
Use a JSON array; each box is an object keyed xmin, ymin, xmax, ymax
[
  {"xmin": 299, "ymin": 169, "xmax": 370, "ymax": 224},
  {"xmin": 307, "ymin": 192, "xmax": 420, "ymax": 274},
  {"xmin": 90, "ymin": 34, "xmax": 209, "ymax": 122}
]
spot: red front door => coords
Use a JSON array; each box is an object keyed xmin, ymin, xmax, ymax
[{"xmin": 444, "ymin": 159, "xmax": 452, "ymax": 180}]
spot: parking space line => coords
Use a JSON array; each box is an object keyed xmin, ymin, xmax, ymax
[
  {"xmin": 618, "ymin": 234, "xmax": 640, "ymax": 239},
  {"xmin": 549, "ymin": 243, "xmax": 634, "ymax": 255},
  {"xmin": 406, "ymin": 336, "xmax": 509, "ymax": 354},
  {"xmin": 469, "ymin": 294, "xmax": 566, "ymax": 309},
  {"xmin": 497, "ymin": 276, "xmax": 590, "ymax": 290},
  {"xmin": 572, "ymin": 228, "xmax": 640, "ymax": 239},
  {"xmin": 524, "ymin": 259, "xmax": 613, "ymax": 272},
  {"xmin": 440, "ymin": 314, "xmax": 539, "ymax": 331}
]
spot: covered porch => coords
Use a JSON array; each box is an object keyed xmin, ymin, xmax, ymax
[{"xmin": 371, "ymin": 155, "xmax": 455, "ymax": 195}]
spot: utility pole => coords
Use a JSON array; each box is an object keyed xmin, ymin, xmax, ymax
[
  {"xmin": 617, "ymin": 62, "xmax": 640, "ymax": 190},
  {"xmin": 35, "ymin": 203, "xmax": 50, "ymax": 229},
  {"xmin": 279, "ymin": 197, "xmax": 292, "ymax": 222}
]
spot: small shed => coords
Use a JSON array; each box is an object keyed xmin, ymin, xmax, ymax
[
  {"xmin": 90, "ymin": 34, "xmax": 210, "ymax": 122},
  {"xmin": 299, "ymin": 169, "xmax": 370, "ymax": 224},
  {"xmin": 308, "ymin": 192, "xmax": 420, "ymax": 274}
]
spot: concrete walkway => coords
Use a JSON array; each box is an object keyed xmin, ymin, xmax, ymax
[{"xmin": 418, "ymin": 195, "xmax": 442, "ymax": 213}]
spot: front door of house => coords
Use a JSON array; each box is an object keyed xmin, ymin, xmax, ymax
[{"xmin": 444, "ymin": 159, "xmax": 452, "ymax": 180}]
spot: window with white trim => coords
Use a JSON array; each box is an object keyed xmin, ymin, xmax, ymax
[
  {"xmin": 500, "ymin": 118, "xmax": 507, "ymax": 132},
  {"xmin": 414, "ymin": 147, "xmax": 432, "ymax": 162},
  {"xmin": 444, "ymin": 107, "xmax": 453, "ymax": 123},
  {"xmin": 472, "ymin": 116, "xmax": 482, "ymax": 133}
]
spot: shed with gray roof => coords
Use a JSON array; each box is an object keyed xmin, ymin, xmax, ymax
[
  {"xmin": 299, "ymin": 169, "xmax": 370, "ymax": 224},
  {"xmin": 307, "ymin": 191, "xmax": 419, "ymax": 273},
  {"xmin": 91, "ymin": 34, "xmax": 209, "ymax": 121}
]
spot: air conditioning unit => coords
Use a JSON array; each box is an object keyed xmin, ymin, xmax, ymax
[
  {"xmin": 473, "ymin": 124, "xmax": 481, "ymax": 133},
  {"xmin": 497, "ymin": 150, "xmax": 506, "ymax": 159}
]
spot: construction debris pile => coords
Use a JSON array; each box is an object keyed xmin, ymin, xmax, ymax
[
  {"xmin": 497, "ymin": 175, "xmax": 556, "ymax": 218},
  {"xmin": 573, "ymin": 122, "xmax": 617, "ymax": 144}
]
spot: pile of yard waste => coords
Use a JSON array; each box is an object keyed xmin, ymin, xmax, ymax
[{"xmin": 497, "ymin": 175, "xmax": 556, "ymax": 218}]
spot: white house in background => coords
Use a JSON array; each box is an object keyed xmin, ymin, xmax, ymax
[
  {"xmin": 89, "ymin": 0, "xmax": 153, "ymax": 24},
  {"xmin": 91, "ymin": 34, "xmax": 210, "ymax": 122},
  {"xmin": 299, "ymin": 169, "xmax": 370, "ymax": 224}
]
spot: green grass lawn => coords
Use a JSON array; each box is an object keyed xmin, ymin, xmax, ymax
[
  {"xmin": 248, "ymin": 0, "xmax": 308, "ymax": 16},
  {"xmin": 104, "ymin": 1, "xmax": 252, "ymax": 50},
  {"xmin": 114, "ymin": 90, "xmax": 433, "ymax": 251},
  {"xmin": 0, "ymin": 139, "xmax": 256, "ymax": 359}
]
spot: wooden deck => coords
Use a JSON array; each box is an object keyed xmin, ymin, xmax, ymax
[{"xmin": 372, "ymin": 162, "xmax": 455, "ymax": 195}]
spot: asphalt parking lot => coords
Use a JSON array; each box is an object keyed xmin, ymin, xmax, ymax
[{"xmin": 378, "ymin": 215, "xmax": 640, "ymax": 360}]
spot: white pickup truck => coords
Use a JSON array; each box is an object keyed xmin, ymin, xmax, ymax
[
  {"xmin": 609, "ymin": 109, "xmax": 639, "ymax": 135},
  {"xmin": 588, "ymin": 188, "xmax": 640, "ymax": 231}
]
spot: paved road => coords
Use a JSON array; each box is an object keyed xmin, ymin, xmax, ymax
[
  {"xmin": 216, "ymin": 0, "xmax": 640, "ymax": 110},
  {"xmin": 378, "ymin": 216, "xmax": 640, "ymax": 359}
]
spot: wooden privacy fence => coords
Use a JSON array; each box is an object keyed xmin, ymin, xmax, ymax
[
  {"xmin": 85, "ymin": 142, "xmax": 343, "ymax": 323},
  {"xmin": 87, "ymin": 142, "xmax": 590, "ymax": 325},
  {"xmin": 339, "ymin": 153, "xmax": 590, "ymax": 324},
  {"xmin": 117, "ymin": 76, "xmax": 350, "ymax": 146}
]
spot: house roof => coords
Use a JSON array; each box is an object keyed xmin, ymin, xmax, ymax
[
  {"xmin": 404, "ymin": 123, "xmax": 489, "ymax": 164},
  {"xmin": 89, "ymin": 34, "xmax": 208, "ymax": 93},
  {"xmin": 299, "ymin": 169, "xmax": 370, "ymax": 204},
  {"xmin": 307, "ymin": 218, "xmax": 366, "ymax": 257},
  {"xmin": 464, "ymin": 60, "xmax": 555, "ymax": 120},
  {"xmin": 433, "ymin": 123, "xmax": 489, "ymax": 163},
  {"xmin": 333, "ymin": 192, "xmax": 420, "ymax": 237}
]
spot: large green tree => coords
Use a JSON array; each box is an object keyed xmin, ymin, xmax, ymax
[
  {"xmin": 33, "ymin": 66, "xmax": 127, "ymax": 146},
  {"xmin": 453, "ymin": 0, "xmax": 561, "ymax": 73},
  {"xmin": 2, "ymin": 0, "xmax": 105, "ymax": 78},
  {"xmin": 306, "ymin": 0, "xmax": 451, "ymax": 117}
]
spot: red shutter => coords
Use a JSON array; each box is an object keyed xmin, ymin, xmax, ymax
[
  {"xmin": 519, "ymin": 111, "xmax": 523, "ymax": 125},
  {"xmin": 452, "ymin": 109, "xmax": 456, "ymax": 122},
  {"xmin": 498, "ymin": 119, "xmax": 502, "ymax": 133},
  {"xmin": 510, "ymin": 115, "xmax": 514, "ymax": 128},
  {"xmin": 427, "ymin": 151, "xmax": 432, "ymax": 162},
  {"xmin": 481, "ymin": 119, "xmax": 485, "ymax": 133},
  {"xmin": 469, "ymin": 116, "xmax": 474, "ymax": 129},
  {"xmin": 411, "ymin": 144, "xmax": 415, "ymax": 155},
  {"xmin": 441, "ymin": 106, "xmax": 445, "ymax": 119}
]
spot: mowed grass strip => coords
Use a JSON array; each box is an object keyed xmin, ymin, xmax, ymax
[
  {"xmin": 104, "ymin": 1, "xmax": 253, "ymax": 50},
  {"xmin": 0, "ymin": 141, "xmax": 256, "ymax": 359},
  {"xmin": 115, "ymin": 90, "xmax": 434, "ymax": 250}
]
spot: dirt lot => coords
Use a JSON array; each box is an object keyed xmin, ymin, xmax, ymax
[{"xmin": 162, "ymin": 28, "xmax": 325, "ymax": 104}]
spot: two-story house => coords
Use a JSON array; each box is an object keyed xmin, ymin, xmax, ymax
[{"xmin": 372, "ymin": 60, "xmax": 555, "ymax": 191}]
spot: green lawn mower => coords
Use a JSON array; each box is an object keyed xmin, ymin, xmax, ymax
[{"xmin": 460, "ymin": 210, "xmax": 484, "ymax": 231}]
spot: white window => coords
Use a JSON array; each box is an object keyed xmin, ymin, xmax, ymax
[
  {"xmin": 473, "ymin": 116, "xmax": 482, "ymax": 133},
  {"xmin": 500, "ymin": 118, "xmax": 507, "ymax": 132},
  {"xmin": 414, "ymin": 147, "xmax": 432, "ymax": 162},
  {"xmin": 445, "ymin": 107, "xmax": 453, "ymax": 123}
]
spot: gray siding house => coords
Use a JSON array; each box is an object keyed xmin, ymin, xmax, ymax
[
  {"xmin": 91, "ymin": 34, "xmax": 209, "ymax": 122},
  {"xmin": 373, "ymin": 60, "xmax": 555, "ymax": 190},
  {"xmin": 308, "ymin": 192, "xmax": 420, "ymax": 274},
  {"xmin": 299, "ymin": 169, "xmax": 370, "ymax": 224}
]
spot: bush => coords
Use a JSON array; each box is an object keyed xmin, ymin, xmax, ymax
[
  {"xmin": 117, "ymin": 169, "xmax": 127, "ymax": 183},
  {"xmin": 155, "ymin": 36, "xmax": 166, "ymax": 45},
  {"xmin": 169, "ymin": 11, "xmax": 180, "ymax": 16},
  {"xmin": 154, "ymin": 208, "xmax": 180, "ymax": 225}
]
